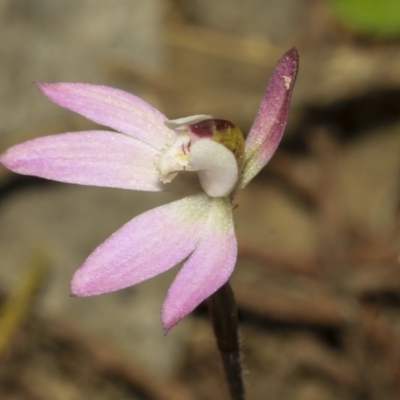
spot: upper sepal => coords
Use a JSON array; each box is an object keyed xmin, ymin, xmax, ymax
[{"xmin": 237, "ymin": 48, "xmax": 299, "ymax": 191}]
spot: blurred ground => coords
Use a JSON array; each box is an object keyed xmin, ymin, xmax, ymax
[{"xmin": 0, "ymin": 1, "xmax": 400, "ymax": 399}]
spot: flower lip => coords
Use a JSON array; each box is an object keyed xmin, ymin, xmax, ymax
[
  {"xmin": 189, "ymin": 119, "xmax": 245, "ymax": 172},
  {"xmin": 188, "ymin": 139, "xmax": 239, "ymax": 197}
]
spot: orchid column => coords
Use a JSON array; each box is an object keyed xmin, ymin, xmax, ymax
[{"xmin": 0, "ymin": 48, "xmax": 298, "ymax": 400}]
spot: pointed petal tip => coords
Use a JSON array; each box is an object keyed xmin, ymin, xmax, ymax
[
  {"xmin": 161, "ymin": 307, "xmax": 184, "ymax": 335},
  {"xmin": 70, "ymin": 274, "xmax": 87, "ymax": 297},
  {"xmin": 70, "ymin": 269, "xmax": 104, "ymax": 297},
  {"xmin": 70, "ymin": 275, "xmax": 109, "ymax": 298},
  {"xmin": 286, "ymin": 47, "xmax": 299, "ymax": 59},
  {"xmin": 278, "ymin": 47, "xmax": 299, "ymax": 84},
  {"xmin": 36, "ymin": 81, "xmax": 87, "ymax": 101},
  {"xmin": 70, "ymin": 266, "xmax": 117, "ymax": 298},
  {"xmin": 285, "ymin": 48, "xmax": 299, "ymax": 79},
  {"xmin": 35, "ymin": 82, "xmax": 78, "ymax": 105},
  {"xmin": 162, "ymin": 321, "xmax": 173, "ymax": 336},
  {"xmin": 35, "ymin": 81, "xmax": 47, "ymax": 89},
  {"xmin": 0, "ymin": 151, "xmax": 8, "ymax": 168},
  {"xmin": 0, "ymin": 146, "xmax": 22, "ymax": 172},
  {"xmin": 35, "ymin": 81, "xmax": 59, "ymax": 95},
  {"xmin": 278, "ymin": 47, "xmax": 299, "ymax": 66}
]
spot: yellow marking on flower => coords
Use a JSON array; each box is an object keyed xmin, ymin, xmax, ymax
[{"xmin": 211, "ymin": 121, "xmax": 245, "ymax": 171}]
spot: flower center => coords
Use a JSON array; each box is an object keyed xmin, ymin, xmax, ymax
[
  {"xmin": 189, "ymin": 119, "xmax": 245, "ymax": 170},
  {"xmin": 157, "ymin": 116, "xmax": 245, "ymax": 197},
  {"xmin": 157, "ymin": 131, "xmax": 192, "ymax": 184}
]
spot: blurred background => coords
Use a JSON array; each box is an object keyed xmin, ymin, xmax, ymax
[{"xmin": 1, "ymin": 1, "xmax": 400, "ymax": 399}]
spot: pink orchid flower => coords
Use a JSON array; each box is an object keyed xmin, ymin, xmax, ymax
[{"xmin": 0, "ymin": 48, "xmax": 298, "ymax": 332}]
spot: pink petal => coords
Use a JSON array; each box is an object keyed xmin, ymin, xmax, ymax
[
  {"xmin": 37, "ymin": 82, "xmax": 174, "ymax": 149},
  {"xmin": 71, "ymin": 193, "xmax": 213, "ymax": 296},
  {"xmin": 162, "ymin": 197, "xmax": 236, "ymax": 332},
  {"xmin": 0, "ymin": 131, "xmax": 164, "ymax": 191},
  {"xmin": 238, "ymin": 48, "xmax": 299, "ymax": 190},
  {"xmin": 189, "ymin": 139, "xmax": 239, "ymax": 197}
]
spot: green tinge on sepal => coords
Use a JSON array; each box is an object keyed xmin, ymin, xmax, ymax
[{"xmin": 211, "ymin": 120, "xmax": 245, "ymax": 172}]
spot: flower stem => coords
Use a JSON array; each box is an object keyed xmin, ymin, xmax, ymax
[{"xmin": 209, "ymin": 282, "xmax": 245, "ymax": 400}]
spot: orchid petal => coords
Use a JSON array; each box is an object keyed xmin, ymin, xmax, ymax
[
  {"xmin": 37, "ymin": 82, "xmax": 174, "ymax": 149},
  {"xmin": 162, "ymin": 197, "xmax": 236, "ymax": 332},
  {"xmin": 189, "ymin": 139, "xmax": 239, "ymax": 197},
  {"xmin": 237, "ymin": 48, "xmax": 299, "ymax": 191},
  {"xmin": 71, "ymin": 193, "xmax": 213, "ymax": 296},
  {"xmin": 0, "ymin": 131, "xmax": 164, "ymax": 191}
]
